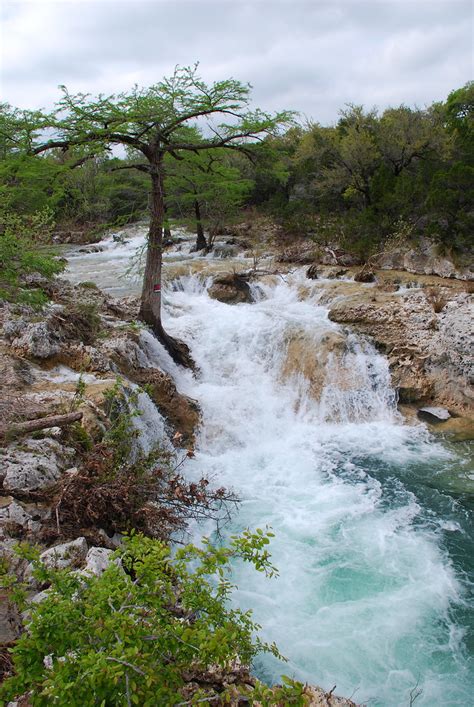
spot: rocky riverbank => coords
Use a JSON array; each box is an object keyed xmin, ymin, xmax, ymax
[{"xmin": 309, "ymin": 267, "xmax": 473, "ymax": 427}]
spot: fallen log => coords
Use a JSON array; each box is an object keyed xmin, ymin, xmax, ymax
[{"xmin": 0, "ymin": 411, "xmax": 83, "ymax": 442}]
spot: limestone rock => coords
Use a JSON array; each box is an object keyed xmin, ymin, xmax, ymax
[
  {"xmin": 306, "ymin": 264, "xmax": 319, "ymax": 280},
  {"xmin": 81, "ymin": 547, "xmax": 113, "ymax": 576},
  {"xmin": 0, "ymin": 498, "xmax": 50, "ymax": 536},
  {"xmin": 10, "ymin": 320, "xmax": 62, "ymax": 359},
  {"xmin": 0, "ymin": 591, "xmax": 22, "ymax": 643},
  {"xmin": 300, "ymin": 684, "xmax": 358, "ymax": 706},
  {"xmin": 212, "ymin": 243, "xmax": 240, "ymax": 258},
  {"xmin": 56, "ymin": 343, "xmax": 111, "ymax": 374},
  {"xmin": 29, "ymin": 589, "xmax": 50, "ymax": 604},
  {"xmin": 328, "ymin": 286, "xmax": 473, "ymax": 413},
  {"xmin": 326, "ymin": 268, "xmax": 348, "ymax": 279},
  {"xmin": 101, "ymin": 332, "xmax": 149, "ymax": 374},
  {"xmin": 1, "ymin": 438, "xmax": 76, "ymax": 495},
  {"xmin": 393, "ymin": 369, "xmax": 433, "ymax": 404},
  {"xmin": 40, "ymin": 537, "xmax": 88, "ymax": 569},
  {"xmin": 281, "ymin": 330, "xmax": 347, "ymax": 401},
  {"xmin": 378, "ymin": 236, "xmax": 473, "ymax": 280},
  {"xmin": 354, "ymin": 269, "xmax": 376, "ymax": 283},
  {"xmin": 1, "ymin": 315, "xmax": 28, "ymax": 340},
  {"xmin": 430, "ymin": 416, "xmax": 474, "ymax": 441},
  {"xmin": 0, "ymin": 350, "xmax": 34, "ymax": 389}
]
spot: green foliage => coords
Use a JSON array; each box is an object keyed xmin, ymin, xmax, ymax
[
  {"xmin": 1, "ymin": 532, "xmax": 305, "ymax": 706},
  {"xmin": 0, "ymin": 207, "xmax": 64, "ymax": 303},
  {"xmin": 166, "ymin": 143, "xmax": 252, "ymax": 243},
  {"xmin": 444, "ymin": 81, "xmax": 474, "ymax": 158},
  {"xmin": 426, "ymin": 162, "xmax": 474, "ymax": 249},
  {"xmin": 102, "ymin": 380, "xmax": 141, "ymax": 464},
  {"xmin": 2, "ymin": 78, "xmax": 472, "ymax": 266},
  {"xmin": 259, "ymin": 86, "xmax": 473, "ymax": 259}
]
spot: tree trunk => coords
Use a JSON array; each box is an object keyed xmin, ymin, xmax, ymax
[
  {"xmin": 139, "ymin": 162, "xmax": 195, "ymax": 370},
  {"xmin": 194, "ymin": 200, "xmax": 207, "ymax": 251}
]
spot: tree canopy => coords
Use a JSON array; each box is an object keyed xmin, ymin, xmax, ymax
[{"xmin": 9, "ymin": 65, "xmax": 292, "ymax": 365}]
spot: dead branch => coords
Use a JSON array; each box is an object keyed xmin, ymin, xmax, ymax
[{"xmin": 0, "ymin": 411, "xmax": 83, "ymax": 442}]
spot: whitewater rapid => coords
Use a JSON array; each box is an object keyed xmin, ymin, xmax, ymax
[{"xmin": 65, "ymin": 230, "xmax": 473, "ymax": 706}]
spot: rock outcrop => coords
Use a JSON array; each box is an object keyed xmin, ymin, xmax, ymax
[
  {"xmin": 281, "ymin": 330, "xmax": 347, "ymax": 401},
  {"xmin": 328, "ymin": 282, "xmax": 473, "ymax": 414},
  {"xmin": 377, "ymin": 236, "xmax": 473, "ymax": 280},
  {"xmin": 1, "ymin": 439, "xmax": 76, "ymax": 496}
]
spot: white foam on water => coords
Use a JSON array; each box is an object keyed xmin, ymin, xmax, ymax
[
  {"xmin": 162, "ymin": 275, "xmax": 472, "ymax": 707},
  {"xmin": 64, "ymin": 237, "xmax": 473, "ymax": 706},
  {"xmin": 127, "ymin": 384, "xmax": 172, "ymax": 458}
]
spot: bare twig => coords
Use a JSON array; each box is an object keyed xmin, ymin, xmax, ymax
[
  {"xmin": 105, "ymin": 657, "xmax": 145, "ymax": 676},
  {"xmin": 409, "ymin": 678, "xmax": 422, "ymax": 706}
]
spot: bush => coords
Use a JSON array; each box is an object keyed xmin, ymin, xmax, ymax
[
  {"xmin": 1, "ymin": 532, "xmax": 305, "ymax": 705},
  {"xmin": 0, "ymin": 208, "xmax": 64, "ymax": 304},
  {"xmin": 47, "ymin": 382, "xmax": 237, "ymax": 545}
]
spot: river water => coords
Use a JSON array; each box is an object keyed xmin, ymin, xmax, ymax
[{"xmin": 65, "ymin": 228, "xmax": 473, "ymax": 706}]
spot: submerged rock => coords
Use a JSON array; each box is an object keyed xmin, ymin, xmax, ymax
[
  {"xmin": 281, "ymin": 330, "xmax": 347, "ymax": 401},
  {"xmin": 212, "ymin": 243, "xmax": 240, "ymax": 258},
  {"xmin": 417, "ymin": 406, "xmax": 451, "ymax": 423},
  {"xmin": 208, "ymin": 274, "xmax": 253, "ymax": 304},
  {"xmin": 354, "ymin": 269, "xmax": 376, "ymax": 283}
]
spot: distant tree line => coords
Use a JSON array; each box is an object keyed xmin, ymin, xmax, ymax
[
  {"xmin": 1, "ymin": 81, "xmax": 472, "ymax": 261},
  {"xmin": 248, "ymin": 82, "xmax": 473, "ymax": 258}
]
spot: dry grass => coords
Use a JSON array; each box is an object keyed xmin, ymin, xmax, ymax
[{"xmin": 425, "ymin": 287, "xmax": 449, "ymax": 313}]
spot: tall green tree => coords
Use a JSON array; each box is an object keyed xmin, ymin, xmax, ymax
[
  {"xmin": 26, "ymin": 65, "xmax": 292, "ymax": 366},
  {"xmin": 166, "ymin": 145, "xmax": 252, "ymax": 251}
]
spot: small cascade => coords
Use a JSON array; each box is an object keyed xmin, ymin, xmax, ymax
[
  {"xmin": 127, "ymin": 385, "xmax": 172, "ymax": 458},
  {"xmin": 318, "ymin": 335, "xmax": 398, "ymax": 423}
]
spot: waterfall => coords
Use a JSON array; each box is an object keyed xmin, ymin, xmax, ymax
[
  {"xmin": 64, "ymin": 230, "xmax": 473, "ymax": 707},
  {"xmin": 318, "ymin": 334, "xmax": 398, "ymax": 423},
  {"xmin": 164, "ymin": 273, "xmax": 472, "ymax": 707},
  {"xmin": 128, "ymin": 386, "xmax": 172, "ymax": 458}
]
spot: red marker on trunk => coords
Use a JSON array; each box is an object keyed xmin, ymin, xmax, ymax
[{"xmin": 153, "ymin": 284, "xmax": 161, "ymax": 293}]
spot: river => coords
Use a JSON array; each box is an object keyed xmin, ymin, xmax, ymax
[{"xmin": 65, "ymin": 227, "xmax": 473, "ymax": 706}]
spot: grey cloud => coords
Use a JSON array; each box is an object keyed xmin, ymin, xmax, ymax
[{"xmin": 1, "ymin": 0, "xmax": 472, "ymax": 123}]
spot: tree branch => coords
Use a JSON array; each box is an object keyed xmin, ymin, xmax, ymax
[
  {"xmin": 110, "ymin": 162, "xmax": 151, "ymax": 174},
  {"xmin": 0, "ymin": 411, "xmax": 83, "ymax": 442}
]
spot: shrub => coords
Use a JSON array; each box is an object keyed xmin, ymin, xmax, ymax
[
  {"xmin": 49, "ymin": 381, "xmax": 237, "ymax": 544},
  {"xmin": 425, "ymin": 286, "xmax": 449, "ymax": 313},
  {"xmin": 1, "ymin": 532, "xmax": 305, "ymax": 705},
  {"xmin": 0, "ymin": 208, "xmax": 64, "ymax": 304}
]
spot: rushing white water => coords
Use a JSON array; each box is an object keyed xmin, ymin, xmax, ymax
[{"xmin": 65, "ymin": 229, "xmax": 473, "ymax": 707}]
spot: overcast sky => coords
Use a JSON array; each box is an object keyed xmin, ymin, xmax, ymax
[{"xmin": 1, "ymin": 0, "xmax": 472, "ymax": 124}]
